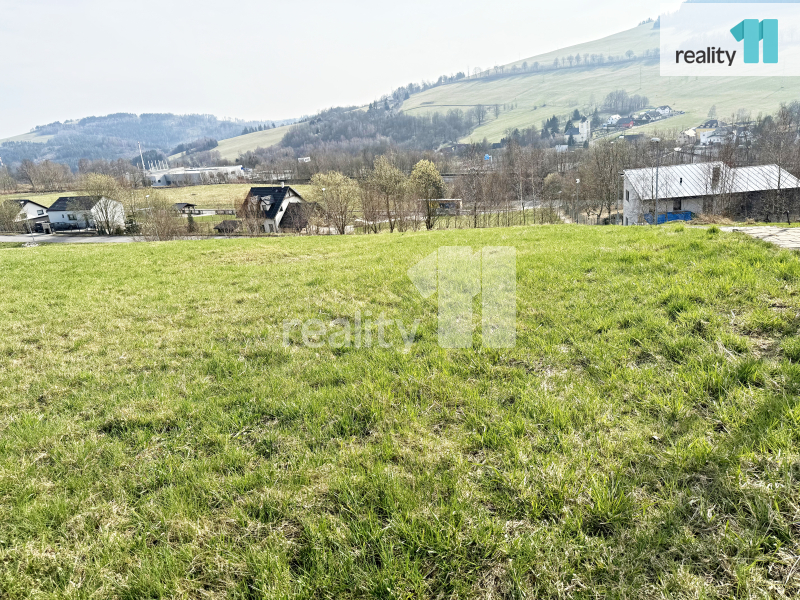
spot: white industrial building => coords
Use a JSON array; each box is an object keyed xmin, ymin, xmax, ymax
[
  {"xmin": 623, "ymin": 163, "xmax": 800, "ymax": 225},
  {"xmin": 147, "ymin": 165, "xmax": 245, "ymax": 187}
]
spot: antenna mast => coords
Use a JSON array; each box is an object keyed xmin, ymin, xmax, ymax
[{"xmin": 138, "ymin": 142, "xmax": 146, "ymax": 172}]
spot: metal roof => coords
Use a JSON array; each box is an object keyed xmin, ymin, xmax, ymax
[{"xmin": 624, "ymin": 163, "xmax": 800, "ymax": 200}]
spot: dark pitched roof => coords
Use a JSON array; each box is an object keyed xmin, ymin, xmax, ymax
[
  {"xmin": 245, "ymin": 186, "xmax": 304, "ymax": 220},
  {"xmin": 174, "ymin": 202, "xmax": 197, "ymax": 209},
  {"xmin": 565, "ymin": 128, "xmax": 580, "ymax": 136},
  {"xmin": 48, "ymin": 196, "xmax": 100, "ymax": 212}
]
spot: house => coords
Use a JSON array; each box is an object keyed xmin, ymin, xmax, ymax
[
  {"xmin": 564, "ymin": 127, "xmax": 581, "ymax": 143},
  {"xmin": 622, "ymin": 162, "xmax": 800, "ymax": 225},
  {"xmin": 677, "ymin": 129, "xmax": 697, "ymax": 146},
  {"xmin": 606, "ymin": 114, "xmax": 622, "ymax": 125},
  {"xmin": 173, "ymin": 202, "xmax": 198, "ymax": 214},
  {"xmin": 11, "ymin": 199, "xmax": 50, "ymax": 224},
  {"xmin": 48, "ymin": 196, "xmax": 125, "ymax": 233},
  {"xmin": 656, "ymin": 105, "xmax": 672, "ymax": 116},
  {"xmin": 565, "ymin": 120, "xmax": 591, "ymax": 144},
  {"xmin": 705, "ymin": 128, "xmax": 732, "ymax": 145},
  {"xmin": 214, "ymin": 220, "xmax": 243, "ymax": 233},
  {"xmin": 617, "ymin": 118, "xmax": 635, "ymax": 129},
  {"xmin": 239, "ymin": 185, "xmax": 308, "ymax": 233},
  {"xmin": 634, "ymin": 112, "xmax": 658, "ymax": 125}
]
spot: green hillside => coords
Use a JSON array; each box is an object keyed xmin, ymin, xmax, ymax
[
  {"xmin": 170, "ymin": 125, "xmax": 291, "ymax": 162},
  {"xmin": 401, "ymin": 23, "xmax": 800, "ymax": 142},
  {"xmin": 0, "ymin": 131, "xmax": 53, "ymax": 145}
]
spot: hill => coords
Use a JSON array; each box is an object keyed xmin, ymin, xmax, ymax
[
  {"xmin": 0, "ymin": 114, "xmax": 292, "ymax": 169},
  {"xmin": 401, "ymin": 23, "xmax": 800, "ymax": 142},
  {"xmin": 169, "ymin": 125, "xmax": 292, "ymax": 162},
  {"xmin": 2, "ymin": 226, "xmax": 800, "ymax": 596}
]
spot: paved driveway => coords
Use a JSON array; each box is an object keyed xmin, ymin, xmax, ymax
[
  {"xmin": 1, "ymin": 234, "xmax": 135, "ymax": 244},
  {"xmin": 722, "ymin": 226, "xmax": 800, "ymax": 251}
]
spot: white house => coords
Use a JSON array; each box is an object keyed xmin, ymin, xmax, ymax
[
  {"xmin": 12, "ymin": 199, "xmax": 50, "ymax": 224},
  {"xmin": 606, "ymin": 114, "xmax": 622, "ymax": 125},
  {"xmin": 622, "ymin": 162, "xmax": 800, "ymax": 225},
  {"xmin": 48, "ymin": 196, "xmax": 125, "ymax": 233},
  {"xmin": 564, "ymin": 120, "xmax": 591, "ymax": 144},
  {"xmin": 656, "ymin": 105, "xmax": 673, "ymax": 116},
  {"xmin": 677, "ymin": 129, "xmax": 697, "ymax": 146}
]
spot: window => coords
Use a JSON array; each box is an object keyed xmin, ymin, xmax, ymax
[
  {"xmin": 37, "ymin": 209, "xmax": 44, "ymax": 215},
  {"xmin": 673, "ymin": 199, "xmax": 682, "ymax": 211},
  {"xmin": 68, "ymin": 213, "xmax": 77, "ymax": 221},
  {"xmin": 625, "ymin": 190, "xmax": 630, "ymax": 202}
]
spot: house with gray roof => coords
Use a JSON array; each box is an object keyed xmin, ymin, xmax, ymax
[
  {"xmin": 623, "ymin": 163, "xmax": 800, "ymax": 224},
  {"xmin": 48, "ymin": 196, "xmax": 125, "ymax": 233}
]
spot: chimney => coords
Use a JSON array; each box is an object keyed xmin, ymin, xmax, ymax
[{"xmin": 281, "ymin": 181, "xmax": 284, "ymax": 188}]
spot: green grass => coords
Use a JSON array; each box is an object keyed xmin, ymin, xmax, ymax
[
  {"xmin": 2, "ymin": 225, "xmax": 800, "ymax": 597},
  {"xmin": 402, "ymin": 23, "xmax": 800, "ymax": 142},
  {"xmin": 169, "ymin": 126, "xmax": 292, "ymax": 162},
  {"xmin": 0, "ymin": 242, "xmax": 24, "ymax": 249}
]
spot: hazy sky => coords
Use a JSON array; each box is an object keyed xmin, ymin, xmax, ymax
[{"xmin": 1, "ymin": 0, "xmax": 684, "ymax": 138}]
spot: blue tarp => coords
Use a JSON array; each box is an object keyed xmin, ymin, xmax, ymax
[{"xmin": 643, "ymin": 211, "xmax": 694, "ymax": 225}]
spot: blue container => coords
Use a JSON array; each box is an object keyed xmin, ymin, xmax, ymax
[{"xmin": 643, "ymin": 211, "xmax": 693, "ymax": 225}]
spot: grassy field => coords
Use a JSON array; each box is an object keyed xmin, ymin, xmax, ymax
[
  {"xmin": 402, "ymin": 23, "xmax": 800, "ymax": 143},
  {"xmin": 169, "ymin": 126, "xmax": 292, "ymax": 162},
  {"xmin": 1, "ymin": 225, "xmax": 800, "ymax": 597}
]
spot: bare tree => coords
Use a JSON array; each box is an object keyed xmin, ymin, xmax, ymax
[
  {"xmin": 367, "ymin": 155, "xmax": 406, "ymax": 232},
  {"xmin": 80, "ymin": 173, "xmax": 124, "ymax": 234},
  {"xmin": 310, "ymin": 171, "xmax": 359, "ymax": 235},
  {"xmin": 16, "ymin": 160, "xmax": 40, "ymax": 192}
]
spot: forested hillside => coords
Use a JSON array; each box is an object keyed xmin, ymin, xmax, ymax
[{"xmin": 0, "ymin": 114, "xmax": 292, "ymax": 169}]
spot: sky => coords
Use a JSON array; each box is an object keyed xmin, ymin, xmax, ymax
[{"xmin": 0, "ymin": 0, "xmax": 698, "ymax": 139}]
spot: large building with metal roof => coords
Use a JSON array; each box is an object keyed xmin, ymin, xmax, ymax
[{"xmin": 622, "ymin": 163, "xmax": 800, "ymax": 225}]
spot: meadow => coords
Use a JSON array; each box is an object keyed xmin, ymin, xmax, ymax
[
  {"xmin": 1, "ymin": 224, "xmax": 800, "ymax": 598},
  {"xmin": 168, "ymin": 126, "xmax": 293, "ymax": 162}
]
